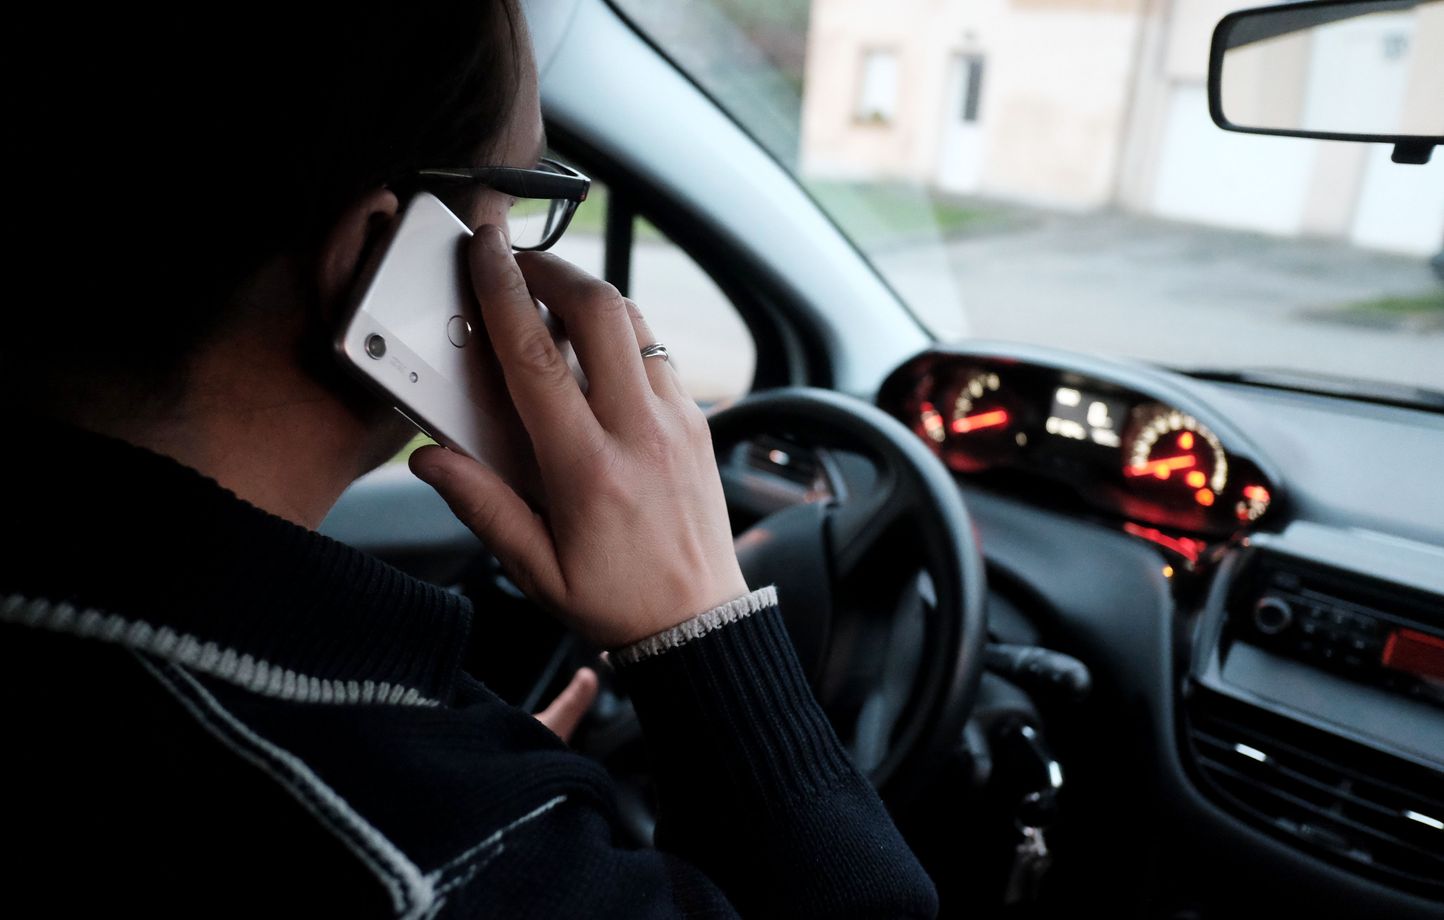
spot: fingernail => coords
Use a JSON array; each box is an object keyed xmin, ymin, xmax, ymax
[
  {"xmin": 481, "ymin": 224, "xmax": 509, "ymax": 253},
  {"xmin": 408, "ymin": 447, "xmax": 448, "ymax": 482}
]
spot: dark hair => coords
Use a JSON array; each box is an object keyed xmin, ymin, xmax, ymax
[{"xmin": 10, "ymin": 3, "xmax": 520, "ymax": 414}]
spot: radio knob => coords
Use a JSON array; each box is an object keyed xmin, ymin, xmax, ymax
[{"xmin": 1253, "ymin": 596, "xmax": 1294, "ymax": 635}]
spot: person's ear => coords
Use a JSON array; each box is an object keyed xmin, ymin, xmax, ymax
[{"xmin": 314, "ymin": 187, "xmax": 401, "ymax": 326}]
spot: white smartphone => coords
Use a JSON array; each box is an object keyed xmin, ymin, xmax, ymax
[{"xmin": 334, "ymin": 191, "xmax": 526, "ymax": 480}]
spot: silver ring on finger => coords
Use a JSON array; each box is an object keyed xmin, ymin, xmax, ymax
[{"xmin": 639, "ymin": 342, "xmax": 669, "ymax": 362}]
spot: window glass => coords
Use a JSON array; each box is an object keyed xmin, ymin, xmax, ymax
[
  {"xmin": 855, "ymin": 50, "xmax": 899, "ymax": 123},
  {"xmin": 960, "ymin": 57, "xmax": 984, "ymax": 124},
  {"xmin": 631, "ymin": 216, "xmax": 755, "ymax": 402},
  {"xmin": 615, "ymin": 0, "xmax": 1444, "ymax": 394},
  {"xmin": 548, "ymin": 180, "xmax": 756, "ymax": 404}
]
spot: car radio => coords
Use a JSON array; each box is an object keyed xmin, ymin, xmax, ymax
[{"xmin": 1228, "ymin": 552, "xmax": 1444, "ymax": 707}]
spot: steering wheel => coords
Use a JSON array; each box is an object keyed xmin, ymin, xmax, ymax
[
  {"xmin": 703, "ymin": 387, "xmax": 988, "ymax": 795},
  {"xmin": 567, "ymin": 386, "xmax": 986, "ymax": 826},
  {"xmin": 329, "ymin": 383, "xmax": 983, "ymax": 799}
]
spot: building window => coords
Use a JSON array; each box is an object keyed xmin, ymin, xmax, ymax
[
  {"xmin": 855, "ymin": 49, "xmax": 899, "ymax": 124},
  {"xmin": 961, "ymin": 56, "xmax": 985, "ymax": 123}
]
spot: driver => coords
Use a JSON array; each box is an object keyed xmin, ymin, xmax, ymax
[{"xmin": 2, "ymin": 2, "xmax": 937, "ymax": 917}]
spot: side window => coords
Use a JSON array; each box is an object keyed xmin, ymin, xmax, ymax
[{"xmin": 549, "ymin": 176, "xmax": 756, "ymax": 405}]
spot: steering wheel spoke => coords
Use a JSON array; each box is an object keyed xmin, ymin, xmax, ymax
[
  {"xmin": 828, "ymin": 469, "xmax": 912, "ymax": 582},
  {"xmin": 707, "ymin": 388, "xmax": 988, "ymax": 797}
]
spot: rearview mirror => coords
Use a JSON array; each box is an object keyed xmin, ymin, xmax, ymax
[{"xmin": 1209, "ymin": 0, "xmax": 1444, "ymax": 164}]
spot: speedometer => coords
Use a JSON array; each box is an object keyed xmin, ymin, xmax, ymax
[{"xmin": 1123, "ymin": 405, "xmax": 1228, "ymax": 508}]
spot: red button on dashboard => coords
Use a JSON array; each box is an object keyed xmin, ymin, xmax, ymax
[{"xmin": 1381, "ymin": 628, "xmax": 1444, "ymax": 681}]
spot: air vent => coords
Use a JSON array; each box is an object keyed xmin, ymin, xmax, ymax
[{"xmin": 1185, "ymin": 689, "xmax": 1444, "ymax": 899}]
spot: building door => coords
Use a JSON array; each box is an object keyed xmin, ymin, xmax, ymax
[{"xmin": 936, "ymin": 54, "xmax": 986, "ymax": 193}]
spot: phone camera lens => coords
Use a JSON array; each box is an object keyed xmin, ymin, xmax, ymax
[{"xmin": 365, "ymin": 334, "xmax": 387, "ymax": 359}]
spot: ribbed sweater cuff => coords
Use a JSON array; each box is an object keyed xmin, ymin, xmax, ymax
[
  {"xmin": 616, "ymin": 596, "xmax": 855, "ymax": 807},
  {"xmin": 611, "ymin": 586, "xmax": 778, "ymax": 666}
]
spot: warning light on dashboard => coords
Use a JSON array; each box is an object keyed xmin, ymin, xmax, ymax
[
  {"xmin": 1186, "ymin": 471, "xmax": 1207, "ymax": 488},
  {"xmin": 1243, "ymin": 485, "xmax": 1270, "ymax": 504},
  {"xmin": 1194, "ymin": 488, "xmax": 1215, "ymax": 507},
  {"xmin": 1179, "ymin": 431, "xmax": 1195, "ymax": 450}
]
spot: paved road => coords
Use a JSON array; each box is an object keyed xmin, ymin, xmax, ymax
[{"xmin": 877, "ymin": 209, "xmax": 1444, "ymax": 392}]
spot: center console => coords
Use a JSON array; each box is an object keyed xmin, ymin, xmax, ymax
[{"xmin": 1185, "ymin": 522, "xmax": 1444, "ymax": 902}]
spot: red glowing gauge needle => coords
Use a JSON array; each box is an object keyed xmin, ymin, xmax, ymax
[
  {"xmin": 1125, "ymin": 454, "xmax": 1197, "ymax": 479},
  {"xmin": 951, "ymin": 409, "xmax": 1010, "ymax": 434}
]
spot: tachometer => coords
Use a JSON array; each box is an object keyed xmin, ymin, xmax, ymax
[
  {"xmin": 1123, "ymin": 405, "xmax": 1228, "ymax": 508},
  {"xmin": 941, "ymin": 369, "xmax": 1021, "ymax": 472}
]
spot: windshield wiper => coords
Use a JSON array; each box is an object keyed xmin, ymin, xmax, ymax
[{"xmin": 1182, "ymin": 367, "xmax": 1444, "ymax": 413}]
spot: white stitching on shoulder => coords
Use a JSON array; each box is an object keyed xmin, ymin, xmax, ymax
[
  {"xmin": 1, "ymin": 593, "xmax": 438, "ymax": 707},
  {"xmin": 428, "ymin": 851, "xmax": 499, "ymax": 908},
  {"xmin": 434, "ymin": 795, "xmax": 567, "ymax": 878},
  {"xmin": 425, "ymin": 795, "xmax": 568, "ymax": 905},
  {"xmin": 135, "ymin": 654, "xmax": 438, "ymax": 920}
]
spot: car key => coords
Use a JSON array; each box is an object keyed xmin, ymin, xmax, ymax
[{"xmin": 1003, "ymin": 823, "xmax": 1053, "ymax": 906}]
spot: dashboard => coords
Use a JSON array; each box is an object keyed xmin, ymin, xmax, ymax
[
  {"xmin": 873, "ymin": 343, "xmax": 1444, "ymax": 915},
  {"xmin": 877, "ymin": 347, "xmax": 1278, "ymax": 548}
]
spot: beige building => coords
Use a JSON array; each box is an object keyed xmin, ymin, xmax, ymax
[{"xmin": 799, "ymin": 0, "xmax": 1444, "ymax": 254}]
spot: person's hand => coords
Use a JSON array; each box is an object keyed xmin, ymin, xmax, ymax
[
  {"xmin": 534, "ymin": 668, "xmax": 599, "ymax": 742},
  {"xmin": 410, "ymin": 226, "xmax": 749, "ymax": 649}
]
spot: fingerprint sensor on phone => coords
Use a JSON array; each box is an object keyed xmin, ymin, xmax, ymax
[{"xmin": 447, "ymin": 315, "xmax": 471, "ymax": 348}]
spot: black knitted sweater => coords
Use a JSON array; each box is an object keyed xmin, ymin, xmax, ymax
[{"xmin": 0, "ymin": 418, "xmax": 936, "ymax": 917}]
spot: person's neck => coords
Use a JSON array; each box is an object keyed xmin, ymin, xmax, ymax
[{"xmin": 77, "ymin": 334, "xmax": 408, "ymax": 532}]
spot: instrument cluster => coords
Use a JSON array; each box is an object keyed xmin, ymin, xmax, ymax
[{"xmin": 879, "ymin": 351, "xmax": 1278, "ymax": 539}]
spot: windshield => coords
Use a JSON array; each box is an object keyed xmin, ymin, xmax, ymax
[{"xmin": 611, "ymin": 0, "xmax": 1444, "ymax": 394}]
